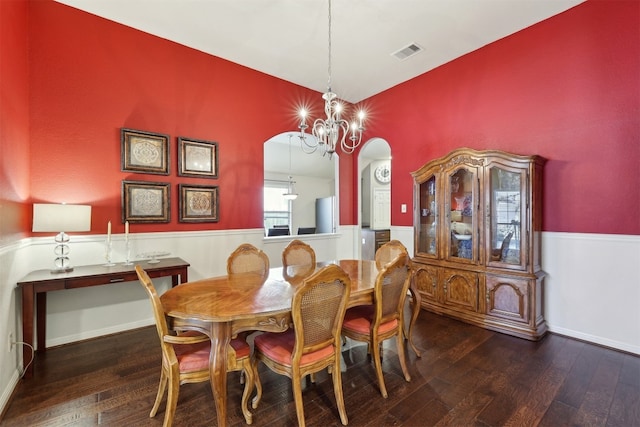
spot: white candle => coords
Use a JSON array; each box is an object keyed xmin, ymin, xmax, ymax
[
  {"xmin": 107, "ymin": 221, "xmax": 111, "ymax": 243},
  {"xmin": 125, "ymin": 221, "xmax": 129, "ymax": 239}
]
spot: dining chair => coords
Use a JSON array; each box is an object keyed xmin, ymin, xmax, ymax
[
  {"xmin": 227, "ymin": 243, "xmax": 270, "ymax": 279},
  {"xmin": 135, "ymin": 265, "xmax": 257, "ymax": 426},
  {"xmin": 341, "ymin": 252, "xmax": 412, "ymax": 398},
  {"xmin": 226, "ymin": 243, "xmax": 270, "ymax": 385},
  {"xmin": 374, "ymin": 239, "xmax": 408, "ymax": 271},
  {"xmin": 282, "ymin": 239, "xmax": 316, "ymax": 281},
  {"xmin": 375, "ymin": 240, "xmax": 422, "ymax": 350},
  {"xmin": 251, "ymin": 264, "xmax": 351, "ymax": 427},
  {"xmin": 491, "ymin": 231, "xmax": 514, "ymax": 261}
]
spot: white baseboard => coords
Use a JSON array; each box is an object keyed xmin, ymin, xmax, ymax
[{"xmin": 548, "ymin": 324, "xmax": 640, "ymax": 354}]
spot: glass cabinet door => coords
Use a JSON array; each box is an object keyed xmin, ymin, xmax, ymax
[
  {"xmin": 446, "ymin": 167, "xmax": 477, "ymax": 262},
  {"xmin": 488, "ymin": 165, "xmax": 527, "ymax": 269},
  {"xmin": 417, "ymin": 175, "xmax": 438, "ymax": 256}
]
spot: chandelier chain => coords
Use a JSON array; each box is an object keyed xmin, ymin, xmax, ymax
[{"xmin": 327, "ymin": 0, "xmax": 332, "ymax": 91}]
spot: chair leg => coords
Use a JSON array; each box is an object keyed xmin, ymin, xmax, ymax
[
  {"xmin": 164, "ymin": 370, "xmax": 180, "ymax": 427},
  {"xmin": 332, "ymin": 358, "xmax": 349, "ymax": 425},
  {"xmin": 291, "ymin": 374, "xmax": 306, "ymax": 427},
  {"xmin": 396, "ymin": 332, "xmax": 411, "ymax": 382},
  {"xmin": 251, "ymin": 358, "xmax": 263, "ymax": 409},
  {"xmin": 151, "ymin": 369, "xmax": 167, "ymax": 417},
  {"xmin": 240, "ymin": 362, "xmax": 255, "ymax": 424},
  {"xmin": 371, "ymin": 337, "xmax": 388, "ymax": 398}
]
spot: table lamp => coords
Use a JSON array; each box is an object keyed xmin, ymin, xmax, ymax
[{"xmin": 32, "ymin": 203, "xmax": 92, "ymax": 273}]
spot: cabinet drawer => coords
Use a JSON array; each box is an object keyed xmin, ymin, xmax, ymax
[
  {"xmin": 65, "ymin": 272, "xmax": 139, "ymax": 289},
  {"xmin": 375, "ymin": 230, "xmax": 390, "ymax": 241}
]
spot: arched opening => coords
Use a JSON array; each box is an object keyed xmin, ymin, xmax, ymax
[
  {"xmin": 263, "ymin": 132, "xmax": 339, "ymax": 237},
  {"xmin": 358, "ymin": 137, "xmax": 392, "ymax": 259}
]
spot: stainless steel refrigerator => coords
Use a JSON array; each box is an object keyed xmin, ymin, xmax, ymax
[{"xmin": 315, "ymin": 196, "xmax": 336, "ymax": 233}]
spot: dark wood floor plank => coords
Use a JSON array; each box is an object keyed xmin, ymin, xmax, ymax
[
  {"xmin": 571, "ymin": 348, "xmax": 624, "ymax": 427},
  {"xmin": 538, "ymin": 400, "xmax": 577, "ymax": 427},
  {"xmin": 554, "ymin": 340, "xmax": 605, "ymax": 409},
  {"xmin": 2, "ymin": 309, "xmax": 639, "ymax": 427}
]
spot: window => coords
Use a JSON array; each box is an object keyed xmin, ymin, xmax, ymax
[{"xmin": 264, "ymin": 180, "xmax": 291, "ymax": 235}]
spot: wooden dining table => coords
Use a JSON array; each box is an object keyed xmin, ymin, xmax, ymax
[{"xmin": 159, "ymin": 259, "xmax": 421, "ymax": 427}]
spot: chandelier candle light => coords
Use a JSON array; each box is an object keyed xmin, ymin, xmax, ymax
[{"xmin": 298, "ymin": 0, "xmax": 366, "ymax": 158}]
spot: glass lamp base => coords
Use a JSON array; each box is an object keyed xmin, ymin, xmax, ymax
[{"xmin": 52, "ymin": 256, "xmax": 73, "ymax": 274}]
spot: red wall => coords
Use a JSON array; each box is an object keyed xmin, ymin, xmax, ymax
[
  {"xmin": 365, "ymin": 0, "xmax": 639, "ymax": 234},
  {"xmin": 27, "ymin": 0, "xmax": 356, "ymax": 236},
  {"xmin": 0, "ymin": 0, "xmax": 31, "ymax": 245},
  {"xmin": 22, "ymin": 0, "xmax": 640, "ymax": 237}
]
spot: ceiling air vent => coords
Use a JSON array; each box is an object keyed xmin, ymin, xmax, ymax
[{"xmin": 392, "ymin": 43, "xmax": 423, "ymax": 61}]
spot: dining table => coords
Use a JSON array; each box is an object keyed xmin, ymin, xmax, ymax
[{"xmin": 159, "ymin": 259, "xmax": 421, "ymax": 427}]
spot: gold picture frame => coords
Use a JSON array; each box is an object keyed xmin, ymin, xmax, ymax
[
  {"xmin": 178, "ymin": 137, "xmax": 218, "ymax": 178},
  {"xmin": 122, "ymin": 180, "xmax": 171, "ymax": 223},
  {"xmin": 179, "ymin": 184, "xmax": 219, "ymax": 223},
  {"xmin": 121, "ymin": 128, "xmax": 170, "ymax": 175}
]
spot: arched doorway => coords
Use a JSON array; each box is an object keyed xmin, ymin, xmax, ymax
[{"xmin": 358, "ymin": 138, "xmax": 392, "ymax": 259}]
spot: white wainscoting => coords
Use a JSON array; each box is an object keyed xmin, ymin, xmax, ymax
[
  {"xmin": 542, "ymin": 232, "xmax": 640, "ymax": 354},
  {"xmin": 396, "ymin": 226, "xmax": 640, "ymax": 354},
  {"xmin": 18, "ymin": 227, "xmax": 359, "ymax": 349},
  {"xmin": 1, "ymin": 228, "xmax": 638, "ymax": 414}
]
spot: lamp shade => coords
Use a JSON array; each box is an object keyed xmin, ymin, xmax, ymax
[{"xmin": 32, "ymin": 204, "xmax": 92, "ymax": 232}]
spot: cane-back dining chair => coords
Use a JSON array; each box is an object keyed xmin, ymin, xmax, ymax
[
  {"xmin": 226, "ymin": 243, "xmax": 270, "ymax": 385},
  {"xmin": 282, "ymin": 239, "xmax": 316, "ymax": 282},
  {"xmin": 341, "ymin": 252, "xmax": 412, "ymax": 398},
  {"xmin": 135, "ymin": 265, "xmax": 257, "ymax": 426},
  {"xmin": 227, "ymin": 243, "xmax": 270, "ymax": 279},
  {"xmin": 375, "ymin": 239, "xmax": 408, "ymax": 270},
  {"xmin": 251, "ymin": 264, "xmax": 351, "ymax": 427},
  {"xmin": 374, "ymin": 240, "xmax": 422, "ymax": 357}
]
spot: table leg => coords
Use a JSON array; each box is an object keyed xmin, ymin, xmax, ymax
[
  {"xmin": 21, "ymin": 284, "xmax": 35, "ymax": 378},
  {"xmin": 37, "ymin": 292, "xmax": 47, "ymax": 352},
  {"xmin": 208, "ymin": 321, "xmax": 231, "ymax": 427},
  {"xmin": 406, "ymin": 284, "xmax": 422, "ymax": 358}
]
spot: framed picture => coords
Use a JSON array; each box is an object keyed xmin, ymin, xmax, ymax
[
  {"xmin": 178, "ymin": 137, "xmax": 218, "ymax": 178},
  {"xmin": 122, "ymin": 180, "xmax": 170, "ymax": 223},
  {"xmin": 179, "ymin": 184, "xmax": 219, "ymax": 223},
  {"xmin": 121, "ymin": 128, "xmax": 170, "ymax": 175}
]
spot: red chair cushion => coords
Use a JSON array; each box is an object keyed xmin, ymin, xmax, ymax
[
  {"xmin": 342, "ymin": 305, "xmax": 398, "ymax": 335},
  {"xmin": 254, "ymin": 329, "xmax": 334, "ymax": 367},
  {"xmin": 178, "ymin": 330, "xmax": 250, "ymax": 358},
  {"xmin": 173, "ymin": 331, "xmax": 250, "ymax": 372},
  {"xmin": 174, "ymin": 340, "xmax": 210, "ymax": 373}
]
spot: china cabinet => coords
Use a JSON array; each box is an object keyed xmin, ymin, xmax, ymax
[{"xmin": 412, "ymin": 148, "xmax": 546, "ymax": 340}]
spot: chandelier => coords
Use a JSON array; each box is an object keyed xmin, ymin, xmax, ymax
[{"xmin": 297, "ymin": 0, "xmax": 365, "ymax": 158}]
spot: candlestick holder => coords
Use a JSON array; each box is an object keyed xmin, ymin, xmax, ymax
[
  {"xmin": 122, "ymin": 237, "xmax": 133, "ymax": 265},
  {"xmin": 104, "ymin": 239, "xmax": 116, "ymax": 267}
]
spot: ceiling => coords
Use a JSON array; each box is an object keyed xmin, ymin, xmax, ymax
[{"xmin": 54, "ymin": 0, "xmax": 585, "ymax": 177}]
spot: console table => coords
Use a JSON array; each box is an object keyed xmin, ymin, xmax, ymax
[{"xmin": 16, "ymin": 257, "xmax": 189, "ymax": 378}]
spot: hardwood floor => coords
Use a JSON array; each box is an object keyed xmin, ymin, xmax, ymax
[{"xmin": 2, "ymin": 308, "xmax": 639, "ymax": 426}]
